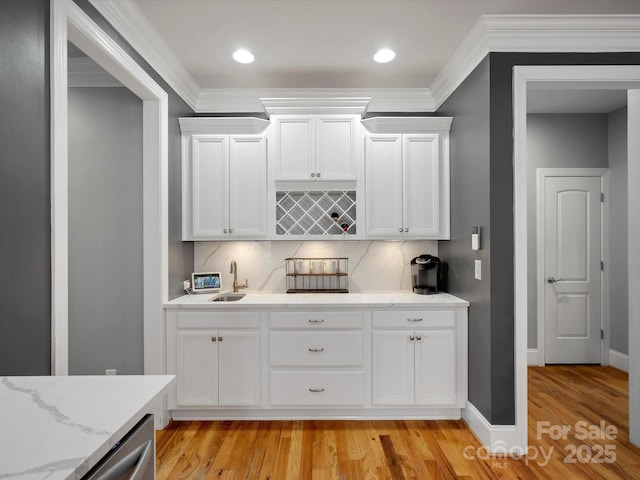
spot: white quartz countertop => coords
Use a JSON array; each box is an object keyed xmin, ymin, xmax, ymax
[
  {"xmin": 0, "ymin": 375, "xmax": 175, "ymax": 480},
  {"xmin": 164, "ymin": 291, "xmax": 469, "ymax": 308}
]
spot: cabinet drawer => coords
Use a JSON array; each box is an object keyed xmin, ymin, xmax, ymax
[
  {"xmin": 371, "ymin": 310, "xmax": 455, "ymax": 329},
  {"xmin": 270, "ymin": 371, "xmax": 365, "ymax": 406},
  {"xmin": 269, "ymin": 331, "xmax": 364, "ymax": 367},
  {"xmin": 176, "ymin": 311, "xmax": 260, "ymax": 329},
  {"xmin": 269, "ymin": 311, "xmax": 363, "ymax": 329}
]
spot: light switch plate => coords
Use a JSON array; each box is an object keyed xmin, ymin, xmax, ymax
[{"xmin": 474, "ymin": 260, "xmax": 482, "ymax": 280}]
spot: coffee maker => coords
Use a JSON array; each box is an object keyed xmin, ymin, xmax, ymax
[{"xmin": 410, "ymin": 255, "xmax": 445, "ymax": 294}]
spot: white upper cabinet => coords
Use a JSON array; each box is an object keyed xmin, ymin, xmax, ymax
[
  {"xmin": 273, "ymin": 114, "xmax": 357, "ymax": 181},
  {"xmin": 180, "ymin": 117, "xmax": 269, "ymax": 240},
  {"xmin": 363, "ymin": 117, "xmax": 451, "ymax": 240}
]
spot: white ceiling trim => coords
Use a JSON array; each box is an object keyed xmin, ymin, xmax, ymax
[
  {"xmin": 88, "ymin": 0, "xmax": 200, "ymax": 109},
  {"xmin": 431, "ymin": 14, "xmax": 640, "ymax": 109},
  {"xmin": 87, "ymin": 3, "xmax": 640, "ymax": 113}
]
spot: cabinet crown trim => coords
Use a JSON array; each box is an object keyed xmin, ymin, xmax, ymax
[
  {"xmin": 179, "ymin": 117, "xmax": 270, "ymax": 134},
  {"xmin": 362, "ymin": 116, "xmax": 453, "ymax": 134},
  {"xmin": 260, "ymin": 97, "xmax": 371, "ymax": 115}
]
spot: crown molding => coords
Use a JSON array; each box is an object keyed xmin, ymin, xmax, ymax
[
  {"xmin": 361, "ymin": 116, "xmax": 452, "ymax": 134},
  {"xmin": 431, "ymin": 14, "xmax": 640, "ymax": 109},
  {"xmin": 88, "ymin": 0, "xmax": 200, "ymax": 110},
  {"xmin": 84, "ymin": 7, "xmax": 640, "ymax": 114},
  {"xmin": 178, "ymin": 117, "xmax": 270, "ymax": 135},
  {"xmin": 68, "ymin": 57, "xmax": 124, "ymax": 87},
  {"xmin": 197, "ymin": 88, "xmax": 434, "ymax": 114}
]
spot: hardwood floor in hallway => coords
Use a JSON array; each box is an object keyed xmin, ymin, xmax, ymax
[{"xmin": 156, "ymin": 366, "xmax": 640, "ymax": 479}]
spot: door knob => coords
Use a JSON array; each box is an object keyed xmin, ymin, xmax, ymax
[{"xmin": 546, "ymin": 276, "xmax": 565, "ymax": 284}]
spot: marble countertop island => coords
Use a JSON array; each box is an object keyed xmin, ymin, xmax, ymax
[
  {"xmin": 164, "ymin": 291, "xmax": 469, "ymax": 309},
  {"xmin": 0, "ymin": 375, "xmax": 174, "ymax": 480}
]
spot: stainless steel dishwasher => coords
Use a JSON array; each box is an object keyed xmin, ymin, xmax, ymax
[{"xmin": 82, "ymin": 414, "xmax": 155, "ymax": 480}]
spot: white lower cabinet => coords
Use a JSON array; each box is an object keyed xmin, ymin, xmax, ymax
[
  {"xmin": 372, "ymin": 310, "xmax": 463, "ymax": 408},
  {"xmin": 268, "ymin": 311, "xmax": 366, "ymax": 407},
  {"xmin": 167, "ymin": 311, "xmax": 261, "ymax": 408},
  {"xmin": 166, "ymin": 304, "xmax": 467, "ymax": 417}
]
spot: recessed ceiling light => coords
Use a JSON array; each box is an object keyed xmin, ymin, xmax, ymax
[
  {"xmin": 233, "ymin": 49, "xmax": 254, "ymax": 64},
  {"xmin": 374, "ymin": 49, "xmax": 395, "ymax": 63}
]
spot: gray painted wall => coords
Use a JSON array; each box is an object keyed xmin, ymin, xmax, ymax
[
  {"xmin": 0, "ymin": 0, "xmax": 51, "ymax": 375},
  {"xmin": 526, "ymin": 114, "xmax": 610, "ymax": 349},
  {"xmin": 437, "ymin": 58, "xmax": 496, "ymax": 422},
  {"xmin": 74, "ymin": 0, "xmax": 194, "ymax": 300},
  {"xmin": 609, "ymin": 107, "xmax": 628, "ymax": 355},
  {"xmin": 68, "ymin": 87, "xmax": 144, "ymax": 375}
]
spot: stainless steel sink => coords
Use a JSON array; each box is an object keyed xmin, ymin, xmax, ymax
[{"xmin": 211, "ymin": 293, "xmax": 246, "ymax": 302}]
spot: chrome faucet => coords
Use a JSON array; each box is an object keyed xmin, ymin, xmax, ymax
[{"xmin": 230, "ymin": 260, "xmax": 248, "ymax": 293}]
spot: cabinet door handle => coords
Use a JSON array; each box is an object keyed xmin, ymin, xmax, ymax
[
  {"xmin": 218, "ymin": 336, "xmax": 223, "ymax": 341},
  {"xmin": 398, "ymin": 227, "xmax": 403, "ymax": 233},
  {"xmin": 308, "ymin": 347, "xmax": 324, "ymax": 352},
  {"xmin": 409, "ymin": 335, "xmax": 415, "ymax": 341},
  {"xmin": 211, "ymin": 337, "xmax": 217, "ymax": 342},
  {"xmin": 416, "ymin": 335, "xmax": 422, "ymax": 342},
  {"xmin": 309, "ymin": 387, "xmax": 325, "ymax": 393},
  {"xmin": 407, "ymin": 318, "xmax": 423, "ymax": 322},
  {"xmin": 308, "ymin": 319, "xmax": 324, "ymax": 323},
  {"xmin": 223, "ymin": 229, "xmax": 228, "ymax": 234},
  {"xmin": 229, "ymin": 228, "xmax": 234, "ymax": 234},
  {"xmin": 316, "ymin": 172, "xmax": 321, "ymax": 178},
  {"xmin": 404, "ymin": 228, "xmax": 409, "ymax": 232},
  {"xmin": 311, "ymin": 172, "xmax": 316, "ymax": 178}
]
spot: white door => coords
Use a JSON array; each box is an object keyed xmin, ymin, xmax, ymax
[
  {"xmin": 372, "ymin": 330, "xmax": 414, "ymax": 405},
  {"xmin": 543, "ymin": 175, "xmax": 603, "ymax": 364},
  {"xmin": 274, "ymin": 115, "xmax": 315, "ymax": 180},
  {"xmin": 191, "ymin": 135, "xmax": 228, "ymax": 238},
  {"xmin": 176, "ymin": 330, "xmax": 219, "ymax": 406},
  {"xmin": 229, "ymin": 136, "xmax": 267, "ymax": 238},
  {"xmin": 414, "ymin": 330, "xmax": 456, "ymax": 405},
  {"xmin": 365, "ymin": 135, "xmax": 404, "ymax": 238},
  {"xmin": 218, "ymin": 330, "xmax": 261, "ymax": 406},
  {"xmin": 316, "ymin": 115, "xmax": 356, "ymax": 181},
  {"xmin": 403, "ymin": 134, "xmax": 441, "ymax": 237}
]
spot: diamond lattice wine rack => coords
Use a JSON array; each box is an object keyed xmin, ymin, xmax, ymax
[{"xmin": 275, "ymin": 191, "xmax": 356, "ymax": 236}]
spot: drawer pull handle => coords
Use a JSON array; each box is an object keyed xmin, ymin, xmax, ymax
[
  {"xmin": 416, "ymin": 335, "xmax": 422, "ymax": 341},
  {"xmin": 211, "ymin": 337, "xmax": 217, "ymax": 342},
  {"xmin": 308, "ymin": 347, "xmax": 324, "ymax": 352},
  {"xmin": 309, "ymin": 387, "xmax": 325, "ymax": 393},
  {"xmin": 308, "ymin": 319, "xmax": 324, "ymax": 323},
  {"xmin": 407, "ymin": 318, "xmax": 423, "ymax": 322},
  {"xmin": 409, "ymin": 335, "xmax": 415, "ymax": 341}
]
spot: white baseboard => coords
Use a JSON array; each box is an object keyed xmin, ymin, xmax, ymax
[
  {"xmin": 609, "ymin": 349, "xmax": 629, "ymax": 372},
  {"xmin": 528, "ymin": 348, "xmax": 538, "ymax": 366},
  {"xmin": 462, "ymin": 402, "xmax": 521, "ymax": 454}
]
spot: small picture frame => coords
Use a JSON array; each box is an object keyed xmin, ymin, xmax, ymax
[{"xmin": 191, "ymin": 272, "xmax": 222, "ymax": 293}]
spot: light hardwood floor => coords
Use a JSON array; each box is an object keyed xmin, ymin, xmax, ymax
[{"xmin": 156, "ymin": 366, "xmax": 640, "ymax": 479}]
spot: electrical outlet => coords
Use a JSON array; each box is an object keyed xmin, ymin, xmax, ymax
[
  {"xmin": 183, "ymin": 280, "xmax": 191, "ymax": 291},
  {"xmin": 474, "ymin": 260, "xmax": 482, "ymax": 280},
  {"xmin": 105, "ymin": 369, "xmax": 117, "ymax": 376}
]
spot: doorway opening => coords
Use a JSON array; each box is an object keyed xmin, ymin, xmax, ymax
[
  {"xmin": 514, "ymin": 65, "xmax": 640, "ymax": 450},
  {"xmin": 51, "ymin": 1, "xmax": 168, "ymax": 384}
]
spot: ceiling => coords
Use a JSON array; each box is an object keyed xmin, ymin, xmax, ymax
[{"xmin": 133, "ymin": 0, "xmax": 640, "ymax": 90}]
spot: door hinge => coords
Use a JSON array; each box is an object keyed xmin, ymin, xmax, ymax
[
  {"xmin": 601, "ymin": 329, "xmax": 604, "ymax": 340},
  {"xmin": 601, "ymin": 192, "xmax": 605, "ymax": 202},
  {"xmin": 601, "ymin": 261, "xmax": 605, "ymax": 271}
]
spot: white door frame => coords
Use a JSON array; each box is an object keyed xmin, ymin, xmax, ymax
[
  {"xmin": 536, "ymin": 168, "xmax": 610, "ymax": 367},
  {"xmin": 51, "ymin": 1, "xmax": 168, "ymax": 376},
  {"xmin": 514, "ymin": 65, "xmax": 640, "ymax": 451}
]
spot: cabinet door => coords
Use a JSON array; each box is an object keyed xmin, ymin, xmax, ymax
[
  {"xmin": 274, "ymin": 116, "xmax": 315, "ymax": 180},
  {"xmin": 403, "ymin": 134, "xmax": 441, "ymax": 237},
  {"xmin": 316, "ymin": 115, "xmax": 356, "ymax": 181},
  {"xmin": 365, "ymin": 135, "xmax": 403, "ymax": 238},
  {"xmin": 191, "ymin": 135, "xmax": 229, "ymax": 238},
  {"xmin": 176, "ymin": 330, "xmax": 219, "ymax": 406},
  {"xmin": 229, "ymin": 136, "xmax": 267, "ymax": 237},
  {"xmin": 218, "ymin": 330, "xmax": 261, "ymax": 406},
  {"xmin": 414, "ymin": 330, "xmax": 456, "ymax": 406},
  {"xmin": 372, "ymin": 330, "xmax": 414, "ymax": 405}
]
